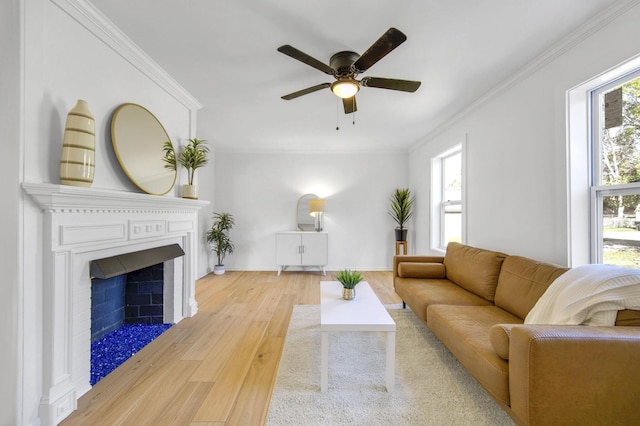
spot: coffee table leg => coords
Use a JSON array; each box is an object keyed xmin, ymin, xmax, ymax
[
  {"xmin": 321, "ymin": 331, "xmax": 329, "ymax": 392},
  {"xmin": 386, "ymin": 330, "xmax": 395, "ymax": 392}
]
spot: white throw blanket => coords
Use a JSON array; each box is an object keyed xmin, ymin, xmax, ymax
[{"xmin": 525, "ymin": 264, "xmax": 640, "ymax": 326}]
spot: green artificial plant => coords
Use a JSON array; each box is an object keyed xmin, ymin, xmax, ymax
[
  {"xmin": 162, "ymin": 138, "xmax": 209, "ymax": 185},
  {"xmin": 388, "ymin": 188, "xmax": 415, "ymax": 230},
  {"xmin": 334, "ymin": 269, "xmax": 364, "ymax": 289},
  {"xmin": 206, "ymin": 212, "xmax": 235, "ymax": 266}
]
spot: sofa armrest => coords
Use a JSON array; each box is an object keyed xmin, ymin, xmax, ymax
[
  {"xmin": 509, "ymin": 325, "xmax": 640, "ymax": 425},
  {"xmin": 392, "ymin": 255, "xmax": 445, "ymax": 279}
]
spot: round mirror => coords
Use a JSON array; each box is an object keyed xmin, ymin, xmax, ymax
[
  {"xmin": 111, "ymin": 103, "xmax": 177, "ymax": 195},
  {"xmin": 297, "ymin": 193, "xmax": 318, "ymax": 231}
]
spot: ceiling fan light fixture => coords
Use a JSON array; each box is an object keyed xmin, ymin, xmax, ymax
[{"xmin": 331, "ymin": 78, "xmax": 360, "ymax": 98}]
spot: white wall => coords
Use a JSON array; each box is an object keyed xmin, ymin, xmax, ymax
[
  {"xmin": 15, "ymin": 0, "xmax": 203, "ymax": 423},
  {"xmin": 2, "ymin": 0, "xmax": 21, "ymax": 423},
  {"xmin": 409, "ymin": 2, "xmax": 640, "ymax": 266},
  {"xmin": 212, "ymin": 151, "xmax": 410, "ymax": 271}
]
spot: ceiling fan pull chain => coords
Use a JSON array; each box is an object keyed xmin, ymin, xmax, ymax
[{"xmin": 336, "ymin": 99, "xmax": 340, "ymax": 131}]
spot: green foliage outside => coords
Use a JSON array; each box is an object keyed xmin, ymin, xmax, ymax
[{"xmin": 601, "ymin": 78, "xmax": 640, "ymax": 215}]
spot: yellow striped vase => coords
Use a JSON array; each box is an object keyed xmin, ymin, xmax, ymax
[{"xmin": 60, "ymin": 99, "xmax": 95, "ymax": 187}]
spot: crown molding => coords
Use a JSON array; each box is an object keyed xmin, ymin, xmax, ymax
[
  {"xmin": 50, "ymin": 0, "xmax": 202, "ymax": 111},
  {"xmin": 409, "ymin": 0, "xmax": 640, "ymax": 153}
]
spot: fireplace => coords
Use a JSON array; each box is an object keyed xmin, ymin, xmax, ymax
[{"xmin": 23, "ymin": 183, "xmax": 208, "ymax": 425}]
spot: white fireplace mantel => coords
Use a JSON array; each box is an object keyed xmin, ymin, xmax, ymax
[
  {"xmin": 22, "ymin": 182, "xmax": 210, "ymax": 211},
  {"xmin": 23, "ymin": 183, "xmax": 209, "ymax": 425}
]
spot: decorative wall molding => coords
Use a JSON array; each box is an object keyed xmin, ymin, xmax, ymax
[
  {"xmin": 23, "ymin": 183, "xmax": 208, "ymax": 425},
  {"xmin": 409, "ymin": 0, "xmax": 640, "ymax": 152},
  {"xmin": 49, "ymin": 0, "xmax": 202, "ymax": 111}
]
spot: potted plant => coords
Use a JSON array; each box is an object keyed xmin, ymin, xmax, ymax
[
  {"xmin": 388, "ymin": 188, "xmax": 415, "ymax": 241},
  {"xmin": 162, "ymin": 138, "xmax": 209, "ymax": 199},
  {"xmin": 206, "ymin": 212, "xmax": 235, "ymax": 275},
  {"xmin": 334, "ymin": 269, "xmax": 364, "ymax": 300}
]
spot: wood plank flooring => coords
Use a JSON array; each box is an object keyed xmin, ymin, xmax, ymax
[{"xmin": 62, "ymin": 270, "xmax": 400, "ymax": 425}]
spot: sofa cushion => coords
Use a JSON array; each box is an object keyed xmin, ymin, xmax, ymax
[
  {"xmin": 427, "ymin": 305, "xmax": 521, "ymax": 405},
  {"xmin": 397, "ymin": 262, "xmax": 446, "ymax": 279},
  {"xmin": 443, "ymin": 242, "xmax": 507, "ymax": 302},
  {"xmin": 494, "ymin": 255, "xmax": 568, "ymax": 320},
  {"xmin": 394, "ymin": 277, "xmax": 491, "ymax": 322}
]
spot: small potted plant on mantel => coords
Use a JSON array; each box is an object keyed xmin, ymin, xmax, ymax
[
  {"xmin": 388, "ymin": 188, "xmax": 415, "ymax": 242},
  {"xmin": 335, "ymin": 269, "xmax": 364, "ymax": 300},
  {"xmin": 162, "ymin": 138, "xmax": 209, "ymax": 199},
  {"xmin": 206, "ymin": 212, "xmax": 235, "ymax": 275}
]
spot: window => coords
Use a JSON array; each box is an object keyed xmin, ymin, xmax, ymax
[
  {"xmin": 590, "ymin": 71, "xmax": 640, "ymax": 268},
  {"xmin": 432, "ymin": 144, "xmax": 464, "ymax": 251}
]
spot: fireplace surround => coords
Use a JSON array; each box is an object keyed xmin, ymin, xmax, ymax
[{"xmin": 23, "ymin": 183, "xmax": 208, "ymax": 425}]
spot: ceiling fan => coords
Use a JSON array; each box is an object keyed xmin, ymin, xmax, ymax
[{"xmin": 278, "ymin": 28, "xmax": 422, "ymax": 114}]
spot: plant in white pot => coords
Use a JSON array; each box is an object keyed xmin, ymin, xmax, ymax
[
  {"xmin": 206, "ymin": 212, "xmax": 235, "ymax": 275},
  {"xmin": 388, "ymin": 188, "xmax": 415, "ymax": 242},
  {"xmin": 162, "ymin": 138, "xmax": 209, "ymax": 199}
]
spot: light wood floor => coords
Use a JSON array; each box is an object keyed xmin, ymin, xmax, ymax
[{"xmin": 62, "ymin": 270, "xmax": 401, "ymax": 425}]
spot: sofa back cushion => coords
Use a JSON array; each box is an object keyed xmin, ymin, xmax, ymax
[
  {"xmin": 494, "ymin": 255, "xmax": 568, "ymax": 320},
  {"xmin": 442, "ymin": 243, "xmax": 507, "ymax": 302}
]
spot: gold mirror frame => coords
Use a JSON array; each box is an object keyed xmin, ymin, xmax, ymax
[
  {"xmin": 111, "ymin": 103, "xmax": 177, "ymax": 195},
  {"xmin": 297, "ymin": 193, "xmax": 318, "ymax": 231}
]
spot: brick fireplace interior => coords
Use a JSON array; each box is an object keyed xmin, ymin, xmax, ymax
[{"xmin": 91, "ymin": 262, "xmax": 165, "ymax": 342}]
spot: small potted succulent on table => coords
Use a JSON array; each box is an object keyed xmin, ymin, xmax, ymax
[{"xmin": 335, "ymin": 269, "xmax": 364, "ymax": 300}]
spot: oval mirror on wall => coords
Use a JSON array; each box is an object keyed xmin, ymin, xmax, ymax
[
  {"xmin": 297, "ymin": 193, "xmax": 318, "ymax": 231},
  {"xmin": 111, "ymin": 103, "xmax": 177, "ymax": 195}
]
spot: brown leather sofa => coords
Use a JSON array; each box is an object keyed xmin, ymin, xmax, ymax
[{"xmin": 393, "ymin": 242, "xmax": 640, "ymax": 425}]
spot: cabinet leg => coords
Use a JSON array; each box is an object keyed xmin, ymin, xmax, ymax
[{"xmin": 277, "ymin": 266, "xmax": 282, "ymax": 276}]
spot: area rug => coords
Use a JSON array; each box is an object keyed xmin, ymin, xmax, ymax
[{"xmin": 267, "ymin": 305, "xmax": 514, "ymax": 426}]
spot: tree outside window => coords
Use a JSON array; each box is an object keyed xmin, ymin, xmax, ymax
[{"xmin": 593, "ymin": 75, "xmax": 640, "ymax": 267}]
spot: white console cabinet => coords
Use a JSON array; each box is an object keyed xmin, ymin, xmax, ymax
[{"xmin": 276, "ymin": 231, "xmax": 328, "ymax": 275}]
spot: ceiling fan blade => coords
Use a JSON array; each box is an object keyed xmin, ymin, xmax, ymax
[
  {"xmin": 343, "ymin": 96, "xmax": 357, "ymax": 114},
  {"xmin": 281, "ymin": 83, "xmax": 331, "ymax": 100},
  {"xmin": 352, "ymin": 28, "xmax": 407, "ymax": 73},
  {"xmin": 277, "ymin": 45, "xmax": 335, "ymax": 75},
  {"xmin": 361, "ymin": 77, "xmax": 421, "ymax": 92}
]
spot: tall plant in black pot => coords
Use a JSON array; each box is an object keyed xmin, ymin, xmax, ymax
[
  {"xmin": 388, "ymin": 188, "xmax": 415, "ymax": 241},
  {"xmin": 206, "ymin": 212, "xmax": 235, "ymax": 275}
]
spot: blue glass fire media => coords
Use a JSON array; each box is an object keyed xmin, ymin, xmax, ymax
[{"xmin": 90, "ymin": 323, "xmax": 172, "ymax": 385}]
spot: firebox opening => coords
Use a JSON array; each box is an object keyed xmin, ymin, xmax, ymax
[{"xmin": 90, "ymin": 255, "xmax": 177, "ymax": 385}]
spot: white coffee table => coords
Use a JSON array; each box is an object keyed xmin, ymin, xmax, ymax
[{"xmin": 320, "ymin": 281, "xmax": 396, "ymax": 392}]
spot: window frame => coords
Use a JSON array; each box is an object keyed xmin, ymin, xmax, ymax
[
  {"xmin": 589, "ymin": 69, "xmax": 640, "ymax": 264},
  {"xmin": 431, "ymin": 142, "xmax": 466, "ymax": 252},
  {"xmin": 568, "ymin": 53, "xmax": 640, "ymax": 267}
]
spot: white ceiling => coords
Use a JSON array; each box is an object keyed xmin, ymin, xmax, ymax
[{"xmin": 89, "ymin": 0, "xmax": 619, "ymax": 153}]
